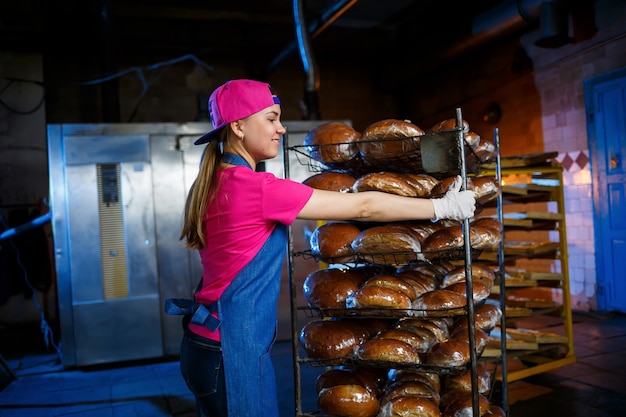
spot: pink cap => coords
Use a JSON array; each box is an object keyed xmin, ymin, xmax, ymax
[{"xmin": 194, "ymin": 79, "xmax": 280, "ymax": 145}]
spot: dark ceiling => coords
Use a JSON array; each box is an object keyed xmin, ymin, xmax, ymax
[{"xmin": 2, "ymin": 0, "xmax": 529, "ymax": 82}]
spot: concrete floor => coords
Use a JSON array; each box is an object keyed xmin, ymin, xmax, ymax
[{"xmin": 1, "ymin": 310, "xmax": 625, "ymax": 416}]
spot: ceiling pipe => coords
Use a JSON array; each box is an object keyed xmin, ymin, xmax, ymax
[
  {"xmin": 383, "ymin": 0, "xmax": 571, "ymax": 87},
  {"xmin": 260, "ymin": 0, "xmax": 359, "ymax": 79},
  {"xmin": 293, "ymin": 0, "xmax": 321, "ymax": 120}
]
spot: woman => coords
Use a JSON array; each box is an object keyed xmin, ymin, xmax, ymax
[{"xmin": 168, "ymin": 79, "xmax": 475, "ymax": 416}]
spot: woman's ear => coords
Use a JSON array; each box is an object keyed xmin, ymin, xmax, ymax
[{"xmin": 230, "ymin": 121, "xmax": 244, "ymax": 138}]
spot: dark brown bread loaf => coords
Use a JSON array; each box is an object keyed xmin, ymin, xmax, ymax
[
  {"xmin": 358, "ymin": 119, "xmax": 424, "ymax": 160},
  {"xmin": 317, "ymin": 384, "xmax": 380, "ymax": 417},
  {"xmin": 379, "ymin": 396, "xmax": 441, "ymax": 417},
  {"xmin": 427, "ymin": 118, "xmax": 470, "ymax": 134},
  {"xmin": 299, "ymin": 319, "xmax": 369, "ymax": 362},
  {"xmin": 303, "ymin": 121, "xmax": 361, "ymax": 164},
  {"xmin": 426, "ymin": 339, "xmax": 471, "ymax": 367},
  {"xmin": 352, "ymin": 171, "xmax": 418, "ymax": 196},
  {"xmin": 303, "ymin": 267, "xmax": 375, "ymax": 312},
  {"xmin": 302, "ymin": 171, "xmax": 356, "ymax": 192},
  {"xmin": 309, "ymin": 222, "xmax": 361, "ymax": 263},
  {"xmin": 356, "ymin": 337, "xmax": 422, "ymax": 364}
]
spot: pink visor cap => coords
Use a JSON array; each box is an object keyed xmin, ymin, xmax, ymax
[{"xmin": 194, "ymin": 79, "xmax": 281, "ymax": 145}]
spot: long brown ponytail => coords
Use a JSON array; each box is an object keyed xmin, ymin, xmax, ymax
[{"xmin": 179, "ymin": 131, "xmax": 225, "ymax": 249}]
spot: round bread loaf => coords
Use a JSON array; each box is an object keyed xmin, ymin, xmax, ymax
[
  {"xmin": 375, "ymin": 328, "xmax": 433, "ymax": 353},
  {"xmin": 428, "ymin": 118, "xmax": 469, "ymax": 134},
  {"xmin": 471, "ymin": 217, "xmax": 503, "ymax": 234},
  {"xmin": 472, "ymin": 138, "xmax": 496, "ymax": 162},
  {"xmin": 426, "ymin": 339, "xmax": 471, "ymax": 367},
  {"xmin": 471, "ymin": 176, "xmax": 501, "ymax": 204},
  {"xmin": 356, "ymin": 337, "xmax": 421, "ymax": 364},
  {"xmin": 399, "ymin": 173, "xmax": 438, "ymax": 196},
  {"xmin": 309, "ymin": 222, "xmax": 361, "ymax": 263},
  {"xmin": 302, "ymin": 171, "xmax": 356, "ymax": 192},
  {"xmin": 443, "ymin": 281, "xmax": 491, "ymax": 304},
  {"xmin": 441, "ymin": 264, "xmax": 496, "ymax": 288},
  {"xmin": 299, "ymin": 319, "xmax": 368, "ymax": 362},
  {"xmin": 471, "ymin": 225, "xmax": 501, "ymax": 249},
  {"xmin": 379, "ymin": 395, "xmax": 440, "ymax": 417},
  {"xmin": 442, "ymin": 392, "xmax": 490, "ymax": 417},
  {"xmin": 450, "ymin": 326, "xmax": 490, "ymax": 354},
  {"xmin": 303, "ymin": 267, "xmax": 374, "ymax": 312},
  {"xmin": 358, "ymin": 119, "xmax": 424, "ymax": 161},
  {"xmin": 381, "ymin": 380, "xmax": 440, "ymax": 406},
  {"xmin": 444, "ymin": 361, "xmax": 491, "ymax": 394},
  {"xmin": 387, "ymin": 369, "xmax": 441, "ymax": 393},
  {"xmin": 421, "ymin": 225, "xmax": 483, "ymax": 254},
  {"xmin": 429, "ymin": 176, "xmax": 459, "ymax": 196},
  {"xmin": 362, "ymin": 275, "xmax": 418, "ymax": 301},
  {"xmin": 352, "ymin": 171, "xmax": 418, "ymax": 196},
  {"xmin": 412, "ymin": 289, "xmax": 468, "ymax": 315},
  {"xmin": 396, "ymin": 318, "xmax": 449, "ymax": 343},
  {"xmin": 346, "ymin": 285, "xmax": 413, "ymax": 311},
  {"xmin": 450, "ymin": 303, "xmax": 502, "ymax": 333},
  {"xmin": 317, "ymin": 384, "xmax": 379, "ymax": 417},
  {"xmin": 351, "ymin": 224, "xmax": 423, "ymax": 265},
  {"xmin": 303, "ymin": 121, "xmax": 360, "ymax": 164},
  {"xmin": 316, "ymin": 368, "xmax": 382, "ymax": 397},
  {"xmin": 395, "ymin": 271, "xmax": 436, "ymax": 296},
  {"xmin": 464, "ymin": 131, "xmax": 481, "ymax": 148}
]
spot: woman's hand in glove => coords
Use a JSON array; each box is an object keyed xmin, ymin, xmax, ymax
[{"xmin": 431, "ymin": 175, "xmax": 476, "ymax": 220}]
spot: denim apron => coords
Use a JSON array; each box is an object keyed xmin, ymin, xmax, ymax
[{"xmin": 166, "ymin": 152, "xmax": 285, "ymax": 416}]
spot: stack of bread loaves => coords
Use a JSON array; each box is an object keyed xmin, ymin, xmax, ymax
[{"xmin": 297, "ymin": 116, "xmax": 503, "ymax": 417}]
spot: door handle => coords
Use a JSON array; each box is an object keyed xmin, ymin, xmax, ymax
[{"xmin": 610, "ymin": 153, "xmax": 620, "ymax": 169}]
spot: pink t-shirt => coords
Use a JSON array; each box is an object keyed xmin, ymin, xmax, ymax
[{"xmin": 189, "ymin": 166, "xmax": 313, "ymax": 341}]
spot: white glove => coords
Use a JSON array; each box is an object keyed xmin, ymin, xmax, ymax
[{"xmin": 431, "ymin": 175, "xmax": 476, "ymax": 220}]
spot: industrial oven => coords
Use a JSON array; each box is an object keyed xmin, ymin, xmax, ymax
[{"xmin": 47, "ymin": 121, "xmax": 328, "ymax": 367}]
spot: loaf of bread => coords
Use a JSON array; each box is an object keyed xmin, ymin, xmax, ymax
[
  {"xmin": 352, "ymin": 171, "xmax": 419, "ymax": 196},
  {"xmin": 358, "ymin": 119, "xmax": 424, "ymax": 162},
  {"xmin": 421, "ymin": 225, "xmax": 483, "ymax": 255},
  {"xmin": 441, "ymin": 264, "xmax": 496, "ymax": 288},
  {"xmin": 355, "ymin": 337, "xmax": 421, "ymax": 364},
  {"xmin": 299, "ymin": 319, "xmax": 369, "ymax": 362},
  {"xmin": 412, "ymin": 289, "xmax": 468, "ymax": 316},
  {"xmin": 450, "ymin": 326, "xmax": 490, "ymax": 354},
  {"xmin": 471, "ymin": 217, "xmax": 503, "ymax": 234},
  {"xmin": 442, "ymin": 391, "xmax": 490, "ymax": 417},
  {"xmin": 303, "ymin": 267, "xmax": 378, "ymax": 312},
  {"xmin": 396, "ymin": 318, "xmax": 449, "ymax": 343},
  {"xmin": 444, "ymin": 361, "xmax": 491, "ymax": 394},
  {"xmin": 471, "ymin": 175, "xmax": 501, "ymax": 204},
  {"xmin": 449, "ymin": 303, "xmax": 502, "ymax": 333},
  {"xmin": 395, "ymin": 271, "xmax": 437, "ymax": 296},
  {"xmin": 317, "ymin": 384, "xmax": 379, "ymax": 417},
  {"xmin": 362, "ymin": 274, "xmax": 419, "ymax": 301},
  {"xmin": 425, "ymin": 339, "xmax": 471, "ymax": 367},
  {"xmin": 309, "ymin": 222, "xmax": 361, "ymax": 263},
  {"xmin": 375, "ymin": 328, "xmax": 433, "ymax": 353},
  {"xmin": 351, "ymin": 224, "xmax": 424, "ymax": 265},
  {"xmin": 346, "ymin": 285, "xmax": 413, "ymax": 311},
  {"xmin": 303, "ymin": 121, "xmax": 360, "ymax": 164},
  {"xmin": 380, "ymin": 380, "xmax": 440, "ymax": 407},
  {"xmin": 399, "ymin": 173, "xmax": 438, "ymax": 196},
  {"xmin": 302, "ymin": 171, "xmax": 356, "ymax": 192},
  {"xmin": 379, "ymin": 395, "xmax": 440, "ymax": 417},
  {"xmin": 443, "ymin": 281, "xmax": 492, "ymax": 304},
  {"xmin": 472, "ymin": 138, "xmax": 497, "ymax": 162},
  {"xmin": 428, "ymin": 118, "xmax": 469, "ymax": 134},
  {"xmin": 316, "ymin": 368, "xmax": 382, "ymax": 398},
  {"xmin": 464, "ymin": 131, "xmax": 481, "ymax": 148},
  {"xmin": 387, "ymin": 369, "xmax": 441, "ymax": 393}
]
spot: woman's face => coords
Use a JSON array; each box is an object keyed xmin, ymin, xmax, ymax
[{"xmin": 240, "ymin": 103, "xmax": 286, "ymax": 162}]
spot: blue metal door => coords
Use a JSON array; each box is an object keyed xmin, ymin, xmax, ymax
[{"xmin": 585, "ymin": 67, "xmax": 626, "ymax": 313}]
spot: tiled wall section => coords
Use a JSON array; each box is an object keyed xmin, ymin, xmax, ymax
[{"xmin": 553, "ymin": 150, "xmax": 596, "ymax": 311}]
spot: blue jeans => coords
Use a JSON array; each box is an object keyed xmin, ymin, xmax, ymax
[{"xmin": 180, "ymin": 330, "xmax": 228, "ymax": 416}]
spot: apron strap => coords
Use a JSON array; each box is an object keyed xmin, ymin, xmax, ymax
[{"xmin": 164, "ymin": 298, "xmax": 221, "ymax": 331}]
